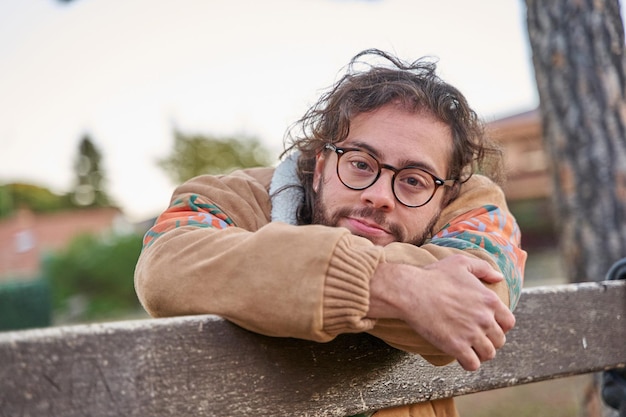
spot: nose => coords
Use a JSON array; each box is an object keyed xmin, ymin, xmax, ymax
[{"xmin": 359, "ymin": 170, "xmax": 396, "ymax": 211}]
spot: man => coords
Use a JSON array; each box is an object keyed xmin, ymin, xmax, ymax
[{"xmin": 135, "ymin": 49, "xmax": 527, "ymax": 417}]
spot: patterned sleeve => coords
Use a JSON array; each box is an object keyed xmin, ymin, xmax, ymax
[
  {"xmin": 431, "ymin": 204, "xmax": 526, "ymax": 310},
  {"xmin": 142, "ymin": 194, "xmax": 234, "ymax": 249}
]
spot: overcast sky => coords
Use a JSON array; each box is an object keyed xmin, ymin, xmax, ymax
[{"xmin": 0, "ymin": 0, "xmax": 543, "ymax": 221}]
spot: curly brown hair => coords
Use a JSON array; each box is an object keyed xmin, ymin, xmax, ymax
[{"xmin": 282, "ymin": 49, "xmax": 503, "ymax": 225}]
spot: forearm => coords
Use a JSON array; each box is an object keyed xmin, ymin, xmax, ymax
[
  {"xmin": 384, "ymin": 242, "xmax": 510, "ymax": 305},
  {"xmin": 366, "ymin": 260, "xmax": 456, "ymax": 365},
  {"xmin": 135, "ymin": 221, "xmax": 382, "ymax": 341}
]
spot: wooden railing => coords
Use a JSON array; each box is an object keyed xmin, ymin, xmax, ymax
[{"xmin": 1, "ymin": 280, "xmax": 624, "ymax": 416}]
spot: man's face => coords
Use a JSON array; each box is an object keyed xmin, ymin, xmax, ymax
[{"xmin": 312, "ymin": 103, "xmax": 453, "ymax": 246}]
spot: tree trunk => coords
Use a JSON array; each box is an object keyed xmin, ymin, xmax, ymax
[
  {"xmin": 525, "ymin": 0, "xmax": 626, "ymax": 415},
  {"xmin": 526, "ymin": 0, "xmax": 626, "ymax": 283}
]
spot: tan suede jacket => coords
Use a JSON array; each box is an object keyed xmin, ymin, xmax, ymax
[{"xmin": 134, "ymin": 166, "xmax": 526, "ymax": 417}]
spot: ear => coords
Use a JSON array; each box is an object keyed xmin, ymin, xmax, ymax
[{"xmin": 313, "ymin": 151, "xmax": 326, "ymax": 192}]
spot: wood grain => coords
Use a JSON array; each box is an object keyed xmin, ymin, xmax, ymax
[{"xmin": 0, "ymin": 280, "xmax": 624, "ymax": 417}]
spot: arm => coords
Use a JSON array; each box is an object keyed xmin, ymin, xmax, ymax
[
  {"xmin": 367, "ymin": 175, "xmax": 527, "ymax": 369},
  {"xmin": 135, "ymin": 168, "xmax": 384, "ymax": 341}
]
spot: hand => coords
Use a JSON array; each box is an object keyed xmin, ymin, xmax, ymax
[{"xmin": 368, "ymin": 254, "xmax": 515, "ymax": 371}]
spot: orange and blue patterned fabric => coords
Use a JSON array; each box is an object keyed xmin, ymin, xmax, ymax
[
  {"xmin": 142, "ymin": 194, "xmax": 234, "ymax": 248},
  {"xmin": 432, "ymin": 204, "xmax": 526, "ymax": 309}
]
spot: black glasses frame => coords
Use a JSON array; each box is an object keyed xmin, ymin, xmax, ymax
[{"xmin": 324, "ymin": 143, "xmax": 456, "ymax": 208}]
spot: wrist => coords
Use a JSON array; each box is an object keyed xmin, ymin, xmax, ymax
[{"xmin": 368, "ymin": 263, "xmax": 417, "ymax": 320}]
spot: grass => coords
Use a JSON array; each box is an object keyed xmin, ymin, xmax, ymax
[{"xmin": 455, "ymin": 374, "xmax": 593, "ymax": 417}]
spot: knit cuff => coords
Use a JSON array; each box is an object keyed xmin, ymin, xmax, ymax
[{"xmin": 322, "ymin": 235, "xmax": 382, "ymax": 336}]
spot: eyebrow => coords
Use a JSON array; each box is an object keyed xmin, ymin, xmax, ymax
[{"xmin": 344, "ymin": 140, "xmax": 441, "ymax": 175}]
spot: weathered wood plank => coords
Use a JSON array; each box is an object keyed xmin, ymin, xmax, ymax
[{"xmin": 0, "ymin": 280, "xmax": 624, "ymax": 417}]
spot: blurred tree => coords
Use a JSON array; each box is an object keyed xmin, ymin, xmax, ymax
[
  {"xmin": 0, "ymin": 183, "xmax": 70, "ymax": 219},
  {"xmin": 158, "ymin": 129, "xmax": 273, "ymax": 184},
  {"xmin": 70, "ymin": 135, "xmax": 113, "ymax": 208},
  {"xmin": 0, "ymin": 185, "xmax": 13, "ymax": 218},
  {"xmin": 526, "ymin": 0, "xmax": 626, "ymax": 416},
  {"xmin": 0, "ymin": 135, "xmax": 116, "ymax": 218},
  {"xmin": 45, "ymin": 232, "xmax": 144, "ymax": 321}
]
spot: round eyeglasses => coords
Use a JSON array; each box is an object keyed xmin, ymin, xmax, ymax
[{"xmin": 324, "ymin": 143, "xmax": 456, "ymax": 208}]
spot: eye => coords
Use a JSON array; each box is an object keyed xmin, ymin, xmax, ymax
[
  {"xmin": 352, "ymin": 160, "xmax": 371, "ymax": 171},
  {"xmin": 396, "ymin": 169, "xmax": 431, "ymax": 191},
  {"xmin": 345, "ymin": 152, "xmax": 376, "ymax": 174}
]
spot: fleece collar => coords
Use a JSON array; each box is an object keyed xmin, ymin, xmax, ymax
[{"xmin": 269, "ymin": 152, "xmax": 303, "ymax": 225}]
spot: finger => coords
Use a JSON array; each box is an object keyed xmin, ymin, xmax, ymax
[
  {"xmin": 457, "ymin": 348, "xmax": 481, "ymax": 372},
  {"xmin": 472, "ymin": 339, "xmax": 497, "ymax": 363},
  {"xmin": 486, "ymin": 325, "xmax": 507, "ymax": 350},
  {"xmin": 465, "ymin": 257, "xmax": 504, "ymax": 284},
  {"xmin": 495, "ymin": 305, "xmax": 516, "ymax": 333},
  {"xmin": 446, "ymin": 255, "xmax": 504, "ymax": 283}
]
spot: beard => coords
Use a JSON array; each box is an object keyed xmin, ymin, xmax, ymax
[{"xmin": 311, "ymin": 177, "xmax": 438, "ymax": 246}]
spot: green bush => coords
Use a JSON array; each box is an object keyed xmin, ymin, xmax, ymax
[
  {"xmin": 44, "ymin": 232, "xmax": 144, "ymax": 321},
  {"xmin": 0, "ymin": 278, "xmax": 52, "ymax": 331}
]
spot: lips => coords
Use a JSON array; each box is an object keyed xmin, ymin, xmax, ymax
[{"xmin": 344, "ymin": 216, "xmax": 390, "ymax": 236}]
